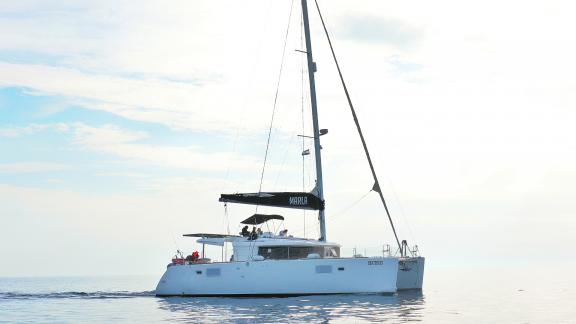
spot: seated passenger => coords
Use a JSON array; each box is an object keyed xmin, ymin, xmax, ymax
[
  {"xmin": 248, "ymin": 226, "xmax": 258, "ymax": 240},
  {"xmin": 191, "ymin": 251, "xmax": 200, "ymax": 262},
  {"xmin": 241, "ymin": 225, "xmax": 249, "ymax": 237},
  {"xmin": 257, "ymin": 228, "xmax": 263, "ymax": 235}
]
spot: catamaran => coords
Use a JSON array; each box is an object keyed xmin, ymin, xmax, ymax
[{"xmin": 155, "ymin": 0, "xmax": 424, "ymax": 297}]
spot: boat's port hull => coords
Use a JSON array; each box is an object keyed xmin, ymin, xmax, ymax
[
  {"xmin": 396, "ymin": 257, "xmax": 425, "ymax": 290},
  {"xmin": 156, "ymin": 292, "xmax": 395, "ymax": 297},
  {"xmin": 156, "ymin": 257, "xmax": 399, "ymax": 296}
]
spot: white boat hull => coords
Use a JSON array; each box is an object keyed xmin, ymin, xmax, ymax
[
  {"xmin": 156, "ymin": 257, "xmax": 399, "ymax": 296},
  {"xmin": 396, "ymin": 257, "xmax": 425, "ymax": 290}
]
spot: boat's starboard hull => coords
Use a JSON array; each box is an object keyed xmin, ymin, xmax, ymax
[
  {"xmin": 156, "ymin": 257, "xmax": 399, "ymax": 297},
  {"xmin": 396, "ymin": 256, "xmax": 425, "ymax": 290}
]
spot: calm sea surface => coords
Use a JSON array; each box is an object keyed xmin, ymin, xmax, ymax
[{"xmin": 1, "ymin": 266, "xmax": 575, "ymax": 323}]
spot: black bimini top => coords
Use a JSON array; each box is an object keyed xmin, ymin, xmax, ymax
[
  {"xmin": 241, "ymin": 214, "xmax": 284, "ymax": 225},
  {"xmin": 183, "ymin": 233, "xmax": 240, "ymax": 238}
]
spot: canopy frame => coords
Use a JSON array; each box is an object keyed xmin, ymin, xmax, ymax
[{"xmin": 241, "ymin": 214, "xmax": 285, "ymax": 225}]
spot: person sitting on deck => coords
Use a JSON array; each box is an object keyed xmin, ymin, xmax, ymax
[
  {"xmin": 257, "ymin": 228, "xmax": 263, "ymax": 235},
  {"xmin": 191, "ymin": 251, "xmax": 200, "ymax": 262},
  {"xmin": 248, "ymin": 226, "xmax": 258, "ymax": 240},
  {"xmin": 241, "ymin": 225, "xmax": 249, "ymax": 237}
]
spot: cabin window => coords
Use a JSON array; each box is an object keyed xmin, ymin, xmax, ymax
[
  {"xmin": 206, "ymin": 268, "xmax": 221, "ymax": 277},
  {"xmin": 258, "ymin": 246, "xmax": 331, "ymax": 260},
  {"xmin": 316, "ymin": 265, "xmax": 333, "ymax": 273},
  {"xmin": 258, "ymin": 247, "xmax": 288, "ymax": 260},
  {"xmin": 288, "ymin": 247, "xmax": 323, "ymax": 259}
]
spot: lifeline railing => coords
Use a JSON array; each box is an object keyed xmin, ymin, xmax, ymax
[{"xmin": 342, "ymin": 243, "xmax": 420, "ymax": 258}]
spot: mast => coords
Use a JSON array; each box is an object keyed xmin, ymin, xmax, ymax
[{"xmin": 301, "ymin": 0, "xmax": 326, "ymax": 241}]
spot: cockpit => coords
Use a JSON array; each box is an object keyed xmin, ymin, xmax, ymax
[{"xmin": 177, "ymin": 213, "xmax": 341, "ymax": 264}]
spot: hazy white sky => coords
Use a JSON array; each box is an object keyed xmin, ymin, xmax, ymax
[{"xmin": 1, "ymin": 0, "xmax": 575, "ymax": 276}]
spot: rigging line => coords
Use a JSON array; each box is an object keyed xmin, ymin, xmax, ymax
[
  {"xmin": 313, "ymin": 0, "xmax": 402, "ymax": 251},
  {"xmin": 387, "ymin": 176, "xmax": 418, "ymax": 245},
  {"xmin": 329, "ymin": 189, "xmax": 373, "ymax": 221},
  {"xmin": 220, "ymin": 2, "xmax": 275, "ymax": 197},
  {"xmin": 300, "ymin": 9, "xmax": 307, "ymax": 238},
  {"xmin": 256, "ymin": 0, "xmax": 296, "ymax": 213},
  {"xmin": 170, "ymin": 232, "xmax": 180, "ymax": 254},
  {"xmin": 272, "ymin": 127, "xmax": 298, "ymax": 190}
]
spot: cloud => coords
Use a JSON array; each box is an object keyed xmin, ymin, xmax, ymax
[
  {"xmin": 0, "ymin": 122, "xmax": 269, "ymax": 174},
  {"xmin": 336, "ymin": 16, "xmax": 423, "ymax": 49},
  {"xmin": 72, "ymin": 123, "xmax": 149, "ymax": 145},
  {"xmin": 0, "ymin": 162, "xmax": 69, "ymax": 173},
  {"xmin": 386, "ymin": 56, "xmax": 424, "ymax": 80},
  {"xmin": 0, "ymin": 61, "xmax": 298, "ymax": 134},
  {"xmin": 0, "ymin": 123, "xmax": 67, "ymax": 137},
  {"xmin": 67, "ymin": 123, "xmax": 264, "ymax": 173},
  {"xmin": 0, "ymin": 0, "xmax": 318, "ymax": 134},
  {"xmin": 0, "ymin": 62, "xmax": 205, "ymax": 127},
  {"xmin": 0, "ymin": 124, "xmax": 45, "ymax": 137}
]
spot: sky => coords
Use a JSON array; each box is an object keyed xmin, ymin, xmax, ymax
[{"xmin": 1, "ymin": 0, "xmax": 576, "ymax": 277}]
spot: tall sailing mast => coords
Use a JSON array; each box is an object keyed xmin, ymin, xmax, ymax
[
  {"xmin": 220, "ymin": 0, "xmax": 328, "ymax": 243},
  {"xmin": 220, "ymin": 0, "xmax": 412, "ymax": 257},
  {"xmin": 301, "ymin": 0, "xmax": 326, "ymax": 242}
]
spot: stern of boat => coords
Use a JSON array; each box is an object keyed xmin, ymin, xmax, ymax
[{"xmin": 396, "ymin": 256, "xmax": 425, "ymax": 290}]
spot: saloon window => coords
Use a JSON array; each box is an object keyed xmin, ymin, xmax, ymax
[
  {"xmin": 288, "ymin": 246, "xmax": 324, "ymax": 259},
  {"xmin": 258, "ymin": 246, "xmax": 288, "ymax": 259},
  {"xmin": 258, "ymin": 246, "xmax": 326, "ymax": 260}
]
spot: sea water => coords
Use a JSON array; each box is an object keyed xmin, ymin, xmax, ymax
[{"xmin": 1, "ymin": 265, "xmax": 575, "ymax": 323}]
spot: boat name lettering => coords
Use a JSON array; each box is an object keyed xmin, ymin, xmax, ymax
[
  {"xmin": 289, "ymin": 196, "xmax": 308, "ymax": 205},
  {"xmin": 368, "ymin": 261, "xmax": 384, "ymax": 265}
]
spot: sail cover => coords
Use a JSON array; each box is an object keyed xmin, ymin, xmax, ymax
[{"xmin": 219, "ymin": 192, "xmax": 324, "ymax": 210}]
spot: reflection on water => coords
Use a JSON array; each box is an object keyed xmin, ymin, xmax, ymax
[
  {"xmin": 0, "ymin": 275, "xmax": 427, "ymax": 323},
  {"xmin": 156, "ymin": 291, "xmax": 425, "ymax": 323},
  {"xmin": 2, "ymin": 269, "xmax": 576, "ymax": 323}
]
